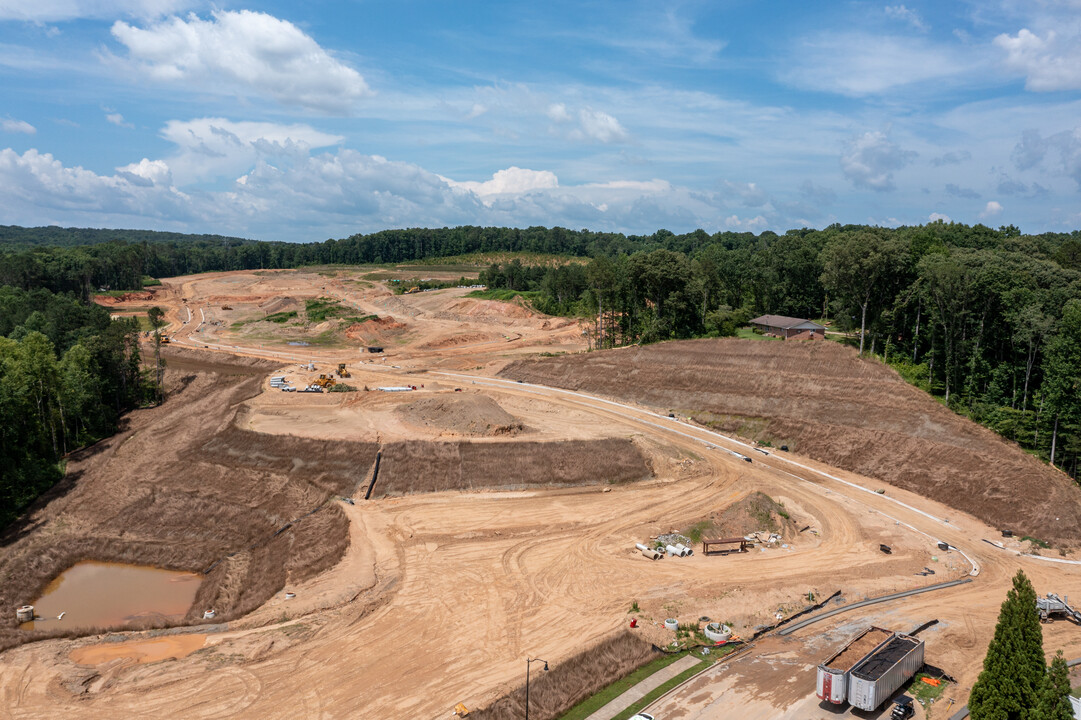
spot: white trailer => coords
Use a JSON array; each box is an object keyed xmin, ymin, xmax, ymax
[
  {"xmin": 847, "ymin": 634, "xmax": 925, "ymax": 711},
  {"xmin": 815, "ymin": 627, "xmax": 894, "ymax": 705}
]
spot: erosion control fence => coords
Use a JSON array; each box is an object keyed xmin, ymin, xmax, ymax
[{"xmin": 468, "ymin": 631, "xmax": 662, "ymax": 720}]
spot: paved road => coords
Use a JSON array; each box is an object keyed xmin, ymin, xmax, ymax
[{"xmin": 585, "ymin": 654, "xmax": 702, "ymax": 720}]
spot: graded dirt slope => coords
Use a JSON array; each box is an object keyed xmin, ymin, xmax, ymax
[
  {"xmin": 394, "ymin": 394, "xmax": 525, "ymax": 436},
  {"xmin": 501, "ymin": 337, "xmax": 1081, "ymax": 544}
]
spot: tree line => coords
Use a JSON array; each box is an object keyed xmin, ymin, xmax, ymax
[
  {"xmin": 0, "ymin": 287, "xmax": 148, "ymax": 528},
  {"xmin": 2, "ymin": 220, "xmax": 1080, "ymax": 486}
]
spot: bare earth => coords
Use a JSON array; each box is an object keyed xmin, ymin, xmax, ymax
[{"xmin": 1, "ymin": 268, "xmax": 1080, "ymax": 720}]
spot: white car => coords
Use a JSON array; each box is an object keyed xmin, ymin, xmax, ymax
[{"xmin": 630, "ymin": 715, "xmax": 655, "ymax": 720}]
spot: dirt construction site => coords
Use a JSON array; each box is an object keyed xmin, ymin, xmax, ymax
[{"xmin": 3, "ymin": 266, "xmax": 1081, "ymax": 719}]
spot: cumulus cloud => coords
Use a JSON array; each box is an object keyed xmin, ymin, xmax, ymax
[
  {"xmin": 1013, "ymin": 127, "xmax": 1081, "ymax": 188},
  {"xmin": 444, "ymin": 167, "xmax": 559, "ymax": 199},
  {"xmin": 572, "ymin": 108, "xmax": 630, "ymax": 143},
  {"xmin": 945, "ymin": 183, "xmax": 980, "ymax": 199},
  {"xmin": 2, "ymin": 118, "xmax": 36, "ymax": 134},
  {"xmin": 110, "ymin": 10, "xmax": 370, "ymax": 114},
  {"xmin": 930, "ymin": 150, "xmax": 971, "ymax": 167},
  {"xmin": 885, "ymin": 5, "xmax": 928, "ymax": 31},
  {"xmin": 116, "ymin": 157, "xmax": 172, "ymax": 186},
  {"xmin": 995, "ymin": 29, "xmax": 1081, "ymax": 91},
  {"xmin": 546, "ymin": 103, "xmax": 571, "ymax": 123},
  {"xmin": 106, "ymin": 112, "xmax": 133, "ymax": 128},
  {"xmin": 0, "ymin": 0, "xmax": 194, "ymax": 21},
  {"xmin": 840, "ymin": 130, "xmax": 916, "ymax": 191},
  {"xmin": 980, "ymin": 201, "xmax": 1004, "ymax": 219},
  {"xmin": 158, "ymin": 117, "xmax": 342, "ymax": 185},
  {"xmin": 929, "ymin": 212, "xmax": 951, "ymax": 222}
]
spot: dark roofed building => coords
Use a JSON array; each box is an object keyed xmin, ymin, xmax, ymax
[{"xmin": 749, "ymin": 314, "xmax": 826, "ymax": 339}]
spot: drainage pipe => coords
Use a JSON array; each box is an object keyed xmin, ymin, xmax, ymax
[
  {"xmin": 666, "ymin": 544, "xmax": 682, "ymax": 557},
  {"xmin": 641, "ymin": 548, "xmax": 662, "ymax": 560}
]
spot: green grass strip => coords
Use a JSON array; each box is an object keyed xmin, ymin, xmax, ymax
[
  {"xmin": 557, "ymin": 651, "xmax": 690, "ymax": 720},
  {"xmin": 609, "ymin": 657, "xmax": 709, "ymax": 720}
]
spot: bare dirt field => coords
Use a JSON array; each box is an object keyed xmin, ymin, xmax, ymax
[
  {"xmin": 2, "ymin": 269, "xmax": 1081, "ymax": 720},
  {"xmin": 501, "ymin": 337, "xmax": 1081, "ymax": 546}
]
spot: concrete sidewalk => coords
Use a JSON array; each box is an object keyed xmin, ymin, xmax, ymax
[{"xmin": 584, "ymin": 654, "xmax": 702, "ymax": 720}]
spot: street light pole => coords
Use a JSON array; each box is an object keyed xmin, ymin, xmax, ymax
[{"xmin": 524, "ymin": 656, "xmax": 548, "ymax": 720}]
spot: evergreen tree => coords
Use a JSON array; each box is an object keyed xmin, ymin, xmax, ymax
[
  {"xmin": 969, "ymin": 570, "xmax": 1046, "ymax": 720},
  {"xmin": 1033, "ymin": 651, "xmax": 1074, "ymax": 720}
]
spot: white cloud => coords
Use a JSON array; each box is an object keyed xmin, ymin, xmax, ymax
[
  {"xmin": 0, "ymin": 0, "xmax": 194, "ymax": 22},
  {"xmin": 546, "ymin": 103, "xmax": 570, "ymax": 123},
  {"xmin": 980, "ymin": 200, "xmax": 1004, "ymax": 219},
  {"xmin": 116, "ymin": 157, "xmax": 171, "ymax": 186},
  {"xmin": 1013, "ymin": 127, "xmax": 1081, "ymax": 188},
  {"xmin": 783, "ymin": 33, "xmax": 974, "ymax": 95},
  {"xmin": 572, "ymin": 108, "xmax": 629, "ymax": 143},
  {"xmin": 158, "ymin": 117, "xmax": 342, "ymax": 185},
  {"xmin": 722, "ymin": 180, "xmax": 768, "ymax": 207},
  {"xmin": 465, "ymin": 103, "xmax": 487, "ymax": 120},
  {"xmin": 444, "ymin": 166, "xmax": 558, "ymax": 199},
  {"xmin": 884, "ymin": 5, "xmax": 928, "ymax": 31},
  {"xmin": 2, "ymin": 118, "xmax": 36, "ymax": 134},
  {"xmin": 724, "ymin": 214, "xmax": 769, "ymax": 231},
  {"xmin": 929, "ymin": 212, "xmax": 951, "ymax": 222},
  {"xmin": 106, "ymin": 112, "xmax": 133, "ymax": 128},
  {"xmin": 840, "ymin": 130, "xmax": 917, "ymax": 191},
  {"xmin": 995, "ymin": 28, "xmax": 1081, "ymax": 92},
  {"xmin": 110, "ymin": 10, "xmax": 370, "ymax": 114}
]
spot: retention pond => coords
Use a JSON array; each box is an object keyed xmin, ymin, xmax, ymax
[{"xmin": 20, "ymin": 561, "xmax": 202, "ymax": 631}]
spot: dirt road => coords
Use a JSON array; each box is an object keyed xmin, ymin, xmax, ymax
[{"xmin": 2, "ymin": 269, "xmax": 1080, "ymax": 720}]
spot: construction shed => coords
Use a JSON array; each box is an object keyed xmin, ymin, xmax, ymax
[{"xmin": 749, "ymin": 315, "xmax": 826, "ymax": 339}]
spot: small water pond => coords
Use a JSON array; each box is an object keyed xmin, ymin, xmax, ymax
[{"xmin": 20, "ymin": 561, "xmax": 202, "ymax": 631}]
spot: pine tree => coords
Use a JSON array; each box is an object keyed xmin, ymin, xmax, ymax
[
  {"xmin": 1033, "ymin": 651, "xmax": 1074, "ymax": 720},
  {"xmin": 969, "ymin": 570, "xmax": 1045, "ymax": 720}
]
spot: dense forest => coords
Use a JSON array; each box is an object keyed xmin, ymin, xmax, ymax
[
  {"xmin": 2, "ymin": 221, "xmax": 1080, "ymax": 526},
  {"xmin": 0, "ymin": 287, "xmax": 148, "ymax": 527}
]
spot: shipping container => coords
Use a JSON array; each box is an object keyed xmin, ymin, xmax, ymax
[
  {"xmin": 816, "ymin": 627, "xmax": 894, "ymax": 705},
  {"xmin": 847, "ymin": 634, "xmax": 925, "ymax": 711}
]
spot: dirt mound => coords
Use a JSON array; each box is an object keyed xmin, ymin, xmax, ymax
[
  {"xmin": 374, "ymin": 438, "xmax": 652, "ymax": 496},
  {"xmin": 345, "ymin": 315, "xmax": 407, "ymax": 341},
  {"xmin": 500, "ymin": 338, "xmax": 1081, "ymax": 544},
  {"xmin": 92, "ymin": 291, "xmax": 156, "ymax": 305},
  {"xmin": 418, "ymin": 331, "xmax": 494, "ymax": 350},
  {"xmin": 688, "ymin": 492, "xmax": 798, "ymax": 541},
  {"xmin": 0, "ymin": 352, "xmax": 372, "ymax": 652},
  {"xmin": 395, "ymin": 394, "xmax": 525, "ymax": 436},
  {"xmin": 446, "ymin": 298, "xmax": 536, "ymax": 319}
]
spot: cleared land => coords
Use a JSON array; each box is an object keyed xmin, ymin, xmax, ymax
[
  {"xmin": 2, "ymin": 268, "xmax": 1081, "ymax": 720},
  {"xmin": 501, "ymin": 338, "xmax": 1081, "ymax": 545}
]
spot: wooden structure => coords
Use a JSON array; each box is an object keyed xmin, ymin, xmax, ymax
[
  {"xmin": 749, "ymin": 314, "xmax": 826, "ymax": 339},
  {"xmin": 703, "ymin": 537, "xmax": 751, "ymax": 555}
]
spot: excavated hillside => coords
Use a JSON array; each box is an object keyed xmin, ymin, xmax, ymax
[{"xmin": 501, "ymin": 338, "xmax": 1081, "ymax": 544}]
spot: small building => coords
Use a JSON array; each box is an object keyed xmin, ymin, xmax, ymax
[{"xmin": 749, "ymin": 314, "xmax": 826, "ymax": 339}]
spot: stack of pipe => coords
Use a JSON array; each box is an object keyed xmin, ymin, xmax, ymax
[{"xmin": 636, "ymin": 543, "xmax": 663, "ymax": 560}]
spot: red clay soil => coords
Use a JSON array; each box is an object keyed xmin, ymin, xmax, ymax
[
  {"xmin": 500, "ymin": 338, "xmax": 1081, "ymax": 544},
  {"xmin": 92, "ymin": 291, "xmax": 156, "ymax": 305},
  {"xmin": 823, "ymin": 627, "xmax": 893, "ymax": 671}
]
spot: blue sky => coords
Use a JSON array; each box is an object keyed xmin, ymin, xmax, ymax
[{"xmin": 1, "ymin": 1, "xmax": 1080, "ymax": 241}]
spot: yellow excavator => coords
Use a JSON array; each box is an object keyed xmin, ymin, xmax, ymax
[{"xmin": 337, "ymin": 363, "xmax": 351, "ymax": 378}]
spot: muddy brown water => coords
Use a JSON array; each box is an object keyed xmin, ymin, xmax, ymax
[{"xmin": 19, "ymin": 561, "xmax": 202, "ymax": 631}]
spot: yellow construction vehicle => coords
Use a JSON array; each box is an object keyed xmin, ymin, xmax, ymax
[
  {"xmin": 312, "ymin": 374, "xmax": 336, "ymax": 388},
  {"xmin": 404, "ymin": 286, "xmax": 420, "ymax": 294},
  {"xmin": 337, "ymin": 363, "xmax": 351, "ymax": 378},
  {"xmin": 159, "ymin": 335, "xmax": 171, "ymax": 344}
]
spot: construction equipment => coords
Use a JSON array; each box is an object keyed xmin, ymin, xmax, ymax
[
  {"xmin": 312, "ymin": 374, "xmax": 337, "ymax": 389},
  {"xmin": 159, "ymin": 335, "xmax": 171, "ymax": 344},
  {"xmin": 337, "ymin": 363, "xmax": 351, "ymax": 378},
  {"xmin": 404, "ymin": 286, "xmax": 420, "ymax": 294},
  {"xmin": 1037, "ymin": 593, "xmax": 1081, "ymax": 623}
]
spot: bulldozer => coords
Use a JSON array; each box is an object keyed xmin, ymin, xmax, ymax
[
  {"xmin": 312, "ymin": 374, "xmax": 336, "ymax": 389},
  {"xmin": 337, "ymin": 363, "xmax": 351, "ymax": 378}
]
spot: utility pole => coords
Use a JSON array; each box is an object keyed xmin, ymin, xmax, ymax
[{"xmin": 524, "ymin": 656, "xmax": 548, "ymax": 720}]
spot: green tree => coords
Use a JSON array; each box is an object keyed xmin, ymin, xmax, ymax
[
  {"xmin": 820, "ymin": 230, "xmax": 909, "ymax": 354},
  {"xmin": 1043, "ymin": 300, "xmax": 1081, "ymax": 466},
  {"xmin": 147, "ymin": 306, "xmax": 165, "ymax": 405},
  {"xmin": 1033, "ymin": 651, "xmax": 1073, "ymax": 720},
  {"xmin": 969, "ymin": 570, "xmax": 1045, "ymax": 720}
]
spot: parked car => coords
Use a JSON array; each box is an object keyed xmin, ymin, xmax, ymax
[
  {"xmin": 629, "ymin": 714, "xmax": 655, "ymax": 720},
  {"xmin": 890, "ymin": 700, "xmax": 914, "ymax": 719}
]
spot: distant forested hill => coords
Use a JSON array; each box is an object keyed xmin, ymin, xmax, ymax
[{"xmin": 0, "ymin": 225, "xmax": 256, "ymax": 252}]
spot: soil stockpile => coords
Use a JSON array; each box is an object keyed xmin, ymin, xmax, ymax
[
  {"xmin": 375, "ymin": 438, "xmax": 652, "ymax": 496},
  {"xmin": 470, "ymin": 631, "xmax": 662, "ymax": 720},
  {"xmin": 689, "ymin": 491, "xmax": 797, "ymax": 541},
  {"xmin": 0, "ymin": 349, "xmax": 373, "ymax": 652},
  {"xmin": 500, "ymin": 338, "xmax": 1081, "ymax": 544},
  {"xmin": 394, "ymin": 394, "xmax": 526, "ymax": 436}
]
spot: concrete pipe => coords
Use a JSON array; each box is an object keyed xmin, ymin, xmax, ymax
[
  {"xmin": 704, "ymin": 622, "xmax": 732, "ymax": 643},
  {"xmin": 635, "ymin": 543, "xmax": 650, "ymax": 552},
  {"xmin": 641, "ymin": 548, "xmax": 662, "ymax": 560},
  {"xmin": 203, "ymin": 609, "xmax": 216, "ymax": 620},
  {"xmin": 664, "ymin": 618, "xmax": 679, "ymax": 631},
  {"xmin": 666, "ymin": 544, "xmax": 682, "ymax": 557},
  {"xmin": 675, "ymin": 544, "xmax": 693, "ymax": 557},
  {"xmin": 16, "ymin": 605, "xmax": 34, "ymax": 623}
]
